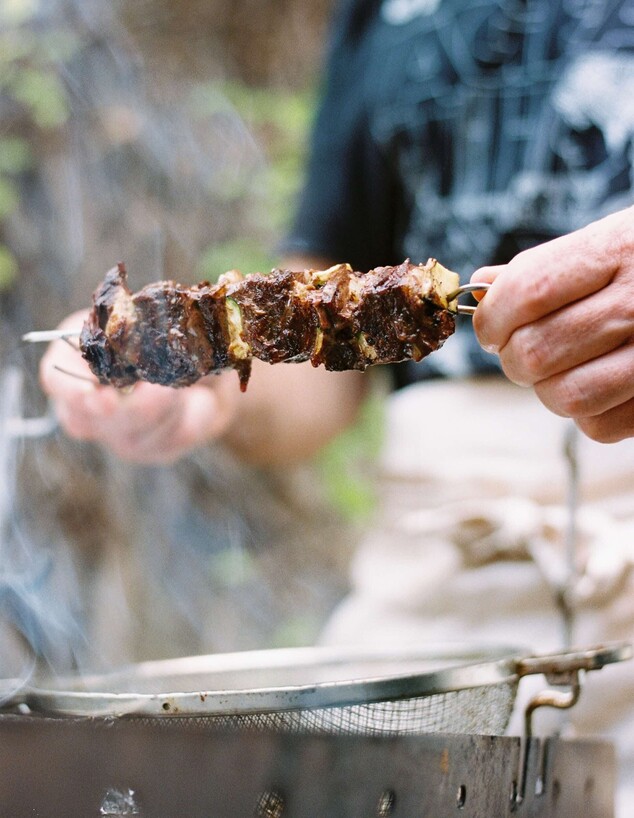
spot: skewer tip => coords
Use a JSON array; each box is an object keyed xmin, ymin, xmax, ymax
[{"xmin": 21, "ymin": 329, "xmax": 82, "ymax": 344}]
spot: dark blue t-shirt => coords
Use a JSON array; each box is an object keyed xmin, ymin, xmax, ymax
[{"xmin": 284, "ymin": 0, "xmax": 634, "ymax": 385}]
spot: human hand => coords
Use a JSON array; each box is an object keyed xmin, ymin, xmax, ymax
[
  {"xmin": 40, "ymin": 310, "xmax": 240, "ymax": 463},
  {"xmin": 471, "ymin": 206, "xmax": 634, "ymax": 443}
]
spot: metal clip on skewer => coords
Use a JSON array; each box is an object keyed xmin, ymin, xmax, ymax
[{"xmin": 447, "ymin": 282, "xmax": 491, "ymax": 315}]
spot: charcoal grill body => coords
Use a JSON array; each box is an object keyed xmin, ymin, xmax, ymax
[{"xmin": 0, "ymin": 715, "xmax": 615, "ymax": 817}]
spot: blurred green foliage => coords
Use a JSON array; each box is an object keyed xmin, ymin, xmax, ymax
[
  {"xmin": 8, "ymin": 67, "xmax": 69, "ymax": 128},
  {"xmin": 0, "ymin": 244, "xmax": 18, "ymax": 288},
  {"xmin": 0, "ymin": 1, "xmax": 75, "ymax": 290},
  {"xmin": 192, "ymin": 80, "xmax": 316, "ymax": 279},
  {"xmin": 198, "ymin": 237, "xmax": 274, "ymax": 280},
  {"xmin": 218, "ymin": 81, "xmax": 314, "ymax": 229},
  {"xmin": 317, "ymin": 387, "xmax": 385, "ymax": 522},
  {"xmin": 0, "ymin": 136, "xmax": 32, "ymax": 174}
]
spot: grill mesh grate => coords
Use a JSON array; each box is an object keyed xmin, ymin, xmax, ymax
[{"xmin": 130, "ymin": 681, "xmax": 518, "ymax": 736}]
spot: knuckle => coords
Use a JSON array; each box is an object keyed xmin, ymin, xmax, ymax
[
  {"xmin": 576, "ymin": 416, "xmax": 620, "ymax": 444},
  {"xmin": 536, "ymin": 373, "xmax": 590, "ymax": 418},
  {"xmin": 611, "ymin": 207, "xmax": 634, "ymax": 268},
  {"xmin": 513, "ymin": 256, "xmax": 558, "ymax": 310},
  {"xmin": 553, "ymin": 383, "xmax": 587, "ymax": 417},
  {"xmin": 506, "ymin": 325, "xmax": 551, "ymax": 384}
]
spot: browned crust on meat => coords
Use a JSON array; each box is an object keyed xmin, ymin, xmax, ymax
[{"xmin": 80, "ymin": 259, "xmax": 458, "ymax": 389}]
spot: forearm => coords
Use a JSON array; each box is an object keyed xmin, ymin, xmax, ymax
[
  {"xmin": 220, "ymin": 253, "xmax": 368, "ymax": 465},
  {"xmin": 221, "ymin": 359, "xmax": 368, "ymax": 465}
]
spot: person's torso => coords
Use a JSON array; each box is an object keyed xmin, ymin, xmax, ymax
[{"xmin": 344, "ymin": 0, "xmax": 634, "ymax": 382}]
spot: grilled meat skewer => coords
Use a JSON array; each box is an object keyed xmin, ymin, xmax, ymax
[{"xmin": 80, "ymin": 259, "xmax": 460, "ymax": 391}]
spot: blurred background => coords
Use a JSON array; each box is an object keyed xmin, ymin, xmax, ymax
[{"xmin": 0, "ymin": 0, "xmax": 382, "ymax": 676}]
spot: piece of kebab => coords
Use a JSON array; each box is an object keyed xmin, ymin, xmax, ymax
[{"xmin": 79, "ymin": 258, "xmax": 461, "ymax": 391}]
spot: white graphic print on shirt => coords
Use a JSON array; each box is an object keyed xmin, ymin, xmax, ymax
[{"xmin": 381, "ymin": 0, "xmax": 442, "ymax": 26}]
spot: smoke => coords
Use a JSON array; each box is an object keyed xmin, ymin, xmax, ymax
[
  {"xmin": 0, "ymin": 366, "xmax": 85, "ymax": 684},
  {"xmin": 0, "ymin": 362, "xmax": 354, "ymax": 681}
]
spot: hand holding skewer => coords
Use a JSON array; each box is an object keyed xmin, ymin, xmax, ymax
[
  {"xmin": 37, "ymin": 311, "xmax": 240, "ymax": 464},
  {"xmin": 471, "ymin": 205, "xmax": 634, "ymax": 443}
]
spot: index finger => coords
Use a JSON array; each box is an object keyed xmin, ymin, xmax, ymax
[{"xmin": 471, "ymin": 214, "xmax": 623, "ymax": 353}]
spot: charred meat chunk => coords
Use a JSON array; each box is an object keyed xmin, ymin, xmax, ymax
[
  {"xmin": 227, "ymin": 269, "xmax": 319, "ymax": 364},
  {"xmin": 80, "ymin": 259, "xmax": 460, "ymax": 390},
  {"xmin": 81, "ymin": 263, "xmax": 217, "ymax": 389}
]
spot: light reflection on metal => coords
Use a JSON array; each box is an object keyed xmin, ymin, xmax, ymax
[
  {"xmin": 255, "ymin": 788, "xmax": 285, "ymax": 818},
  {"xmin": 1, "ymin": 366, "xmax": 57, "ymax": 440},
  {"xmin": 5, "ymin": 413, "xmax": 57, "ymax": 439},
  {"xmin": 21, "ymin": 329, "xmax": 82, "ymax": 343},
  {"xmin": 100, "ymin": 788, "xmax": 140, "ymax": 816}
]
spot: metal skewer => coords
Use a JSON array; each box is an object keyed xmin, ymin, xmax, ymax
[
  {"xmin": 561, "ymin": 423, "xmax": 580, "ymax": 650},
  {"xmin": 22, "ymin": 330, "xmax": 82, "ymax": 344},
  {"xmin": 21, "ymin": 283, "xmax": 493, "ymax": 344},
  {"xmin": 447, "ymin": 282, "xmax": 491, "ymax": 315}
]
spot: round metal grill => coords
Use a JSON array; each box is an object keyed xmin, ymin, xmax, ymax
[
  {"xmin": 11, "ymin": 642, "xmax": 629, "ymax": 738},
  {"xmin": 136, "ymin": 681, "xmax": 518, "ymax": 736}
]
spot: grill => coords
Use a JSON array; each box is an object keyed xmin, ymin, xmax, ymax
[
  {"xmin": 0, "ymin": 641, "xmax": 629, "ymax": 816},
  {"xmin": 0, "ymin": 713, "xmax": 619, "ymax": 817}
]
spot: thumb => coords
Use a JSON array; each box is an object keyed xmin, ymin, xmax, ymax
[{"xmin": 470, "ymin": 264, "xmax": 505, "ymax": 301}]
